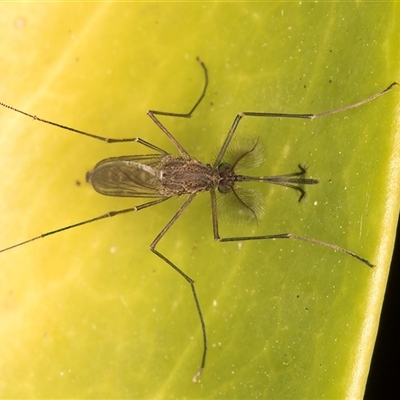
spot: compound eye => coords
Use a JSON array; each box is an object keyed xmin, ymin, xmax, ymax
[
  {"xmin": 218, "ymin": 184, "xmax": 230, "ymax": 194},
  {"xmin": 217, "ymin": 162, "xmax": 231, "ymax": 174}
]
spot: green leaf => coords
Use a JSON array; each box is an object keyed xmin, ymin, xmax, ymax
[{"xmin": 0, "ymin": 2, "xmax": 399, "ymax": 398}]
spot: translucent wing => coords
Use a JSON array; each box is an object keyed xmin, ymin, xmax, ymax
[{"xmin": 86, "ymin": 154, "xmax": 165, "ymax": 198}]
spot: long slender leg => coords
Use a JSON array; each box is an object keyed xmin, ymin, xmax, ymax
[
  {"xmin": 209, "ymin": 188, "xmax": 373, "ymax": 267},
  {"xmin": 149, "ymin": 194, "xmax": 207, "ymax": 383},
  {"xmin": 147, "ymin": 57, "xmax": 208, "ymax": 157},
  {"xmin": 0, "ymin": 198, "xmax": 168, "ymax": 253},
  {"xmin": 0, "ymin": 101, "xmax": 167, "ymax": 149},
  {"xmin": 218, "ymin": 233, "xmax": 374, "ymax": 267},
  {"xmin": 214, "ymin": 82, "xmax": 398, "ymax": 167},
  {"xmin": 1, "ymin": 190, "xmax": 208, "ymax": 381},
  {"xmin": 0, "ymin": 58, "xmax": 209, "ymax": 153},
  {"xmin": 148, "ymin": 57, "xmax": 208, "ymax": 120}
]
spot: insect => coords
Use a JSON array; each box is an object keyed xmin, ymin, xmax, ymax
[{"xmin": 0, "ymin": 58, "xmax": 397, "ymax": 382}]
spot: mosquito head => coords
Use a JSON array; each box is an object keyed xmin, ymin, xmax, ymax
[
  {"xmin": 216, "ymin": 137, "xmax": 263, "ymax": 193},
  {"xmin": 217, "ymin": 162, "xmax": 235, "ymax": 193}
]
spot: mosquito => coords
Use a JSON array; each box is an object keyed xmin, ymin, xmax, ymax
[{"xmin": 0, "ymin": 58, "xmax": 397, "ymax": 382}]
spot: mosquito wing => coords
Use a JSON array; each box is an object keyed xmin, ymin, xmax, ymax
[{"xmin": 86, "ymin": 154, "xmax": 166, "ymax": 198}]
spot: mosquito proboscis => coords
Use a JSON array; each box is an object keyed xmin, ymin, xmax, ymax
[{"xmin": 0, "ymin": 58, "xmax": 397, "ymax": 382}]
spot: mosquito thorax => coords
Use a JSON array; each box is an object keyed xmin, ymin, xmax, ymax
[{"xmin": 158, "ymin": 154, "xmax": 218, "ymax": 197}]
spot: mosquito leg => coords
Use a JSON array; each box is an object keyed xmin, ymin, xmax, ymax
[
  {"xmin": 210, "ymin": 188, "xmax": 373, "ymax": 267},
  {"xmin": 149, "ymin": 194, "xmax": 207, "ymax": 383},
  {"xmin": 219, "ymin": 233, "xmax": 374, "ymax": 267},
  {"xmin": 0, "ymin": 198, "xmax": 169, "ymax": 254},
  {"xmin": 214, "ymin": 82, "xmax": 398, "ymax": 167},
  {"xmin": 313, "ymin": 82, "xmax": 398, "ymax": 118},
  {"xmin": 0, "ymin": 101, "xmax": 160, "ymax": 147},
  {"xmin": 151, "ymin": 246, "xmax": 207, "ymax": 383},
  {"xmin": 147, "ymin": 57, "xmax": 209, "ymax": 157},
  {"xmin": 0, "ymin": 58, "xmax": 209, "ymax": 151},
  {"xmin": 148, "ymin": 57, "xmax": 208, "ymax": 120}
]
